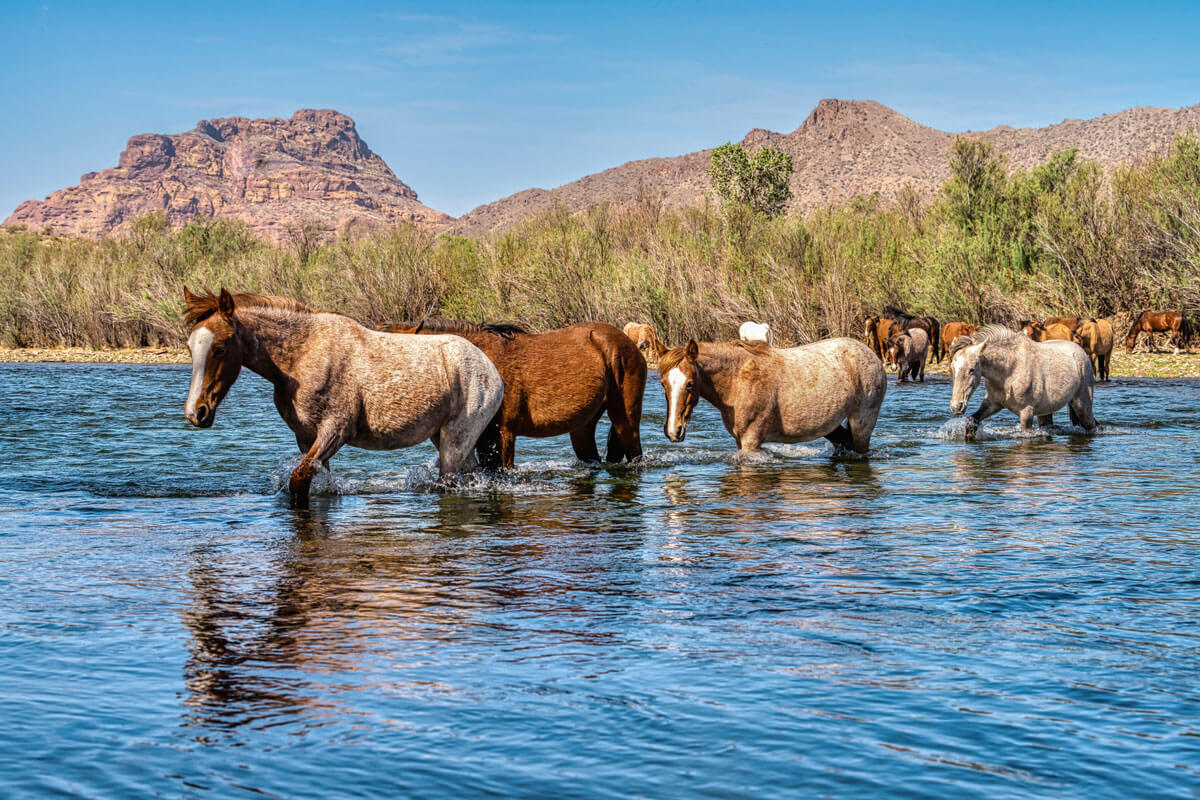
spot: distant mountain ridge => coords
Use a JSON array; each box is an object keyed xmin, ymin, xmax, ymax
[
  {"xmin": 7, "ymin": 100, "xmax": 1200, "ymax": 239},
  {"xmin": 454, "ymin": 99, "xmax": 1200, "ymax": 232},
  {"xmin": 4, "ymin": 109, "xmax": 450, "ymax": 240}
]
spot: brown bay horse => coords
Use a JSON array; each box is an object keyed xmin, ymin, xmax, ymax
[
  {"xmin": 1125, "ymin": 310, "xmax": 1192, "ymax": 353},
  {"xmin": 658, "ymin": 338, "xmax": 886, "ymax": 456},
  {"xmin": 863, "ymin": 314, "xmax": 899, "ymax": 363},
  {"xmin": 883, "ymin": 306, "xmax": 943, "ymax": 363},
  {"xmin": 384, "ymin": 320, "xmax": 645, "ymax": 469},
  {"xmin": 941, "ymin": 322, "xmax": 978, "ymax": 354},
  {"xmin": 182, "ymin": 289, "xmax": 504, "ymax": 504}
]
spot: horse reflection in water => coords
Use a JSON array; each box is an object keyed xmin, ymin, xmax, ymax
[{"xmin": 181, "ymin": 483, "xmax": 646, "ymax": 730}]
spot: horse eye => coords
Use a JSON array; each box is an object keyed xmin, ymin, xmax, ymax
[
  {"xmin": 686, "ymin": 381, "xmax": 694, "ymax": 391},
  {"xmin": 213, "ymin": 345, "xmax": 226, "ymax": 357}
]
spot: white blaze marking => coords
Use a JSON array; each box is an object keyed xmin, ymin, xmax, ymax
[
  {"xmin": 666, "ymin": 367, "xmax": 688, "ymax": 432},
  {"xmin": 185, "ymin": 327, "xmax": 214, "ymax": 418}
]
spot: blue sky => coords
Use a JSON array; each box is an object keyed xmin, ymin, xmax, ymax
[{"xmin": 3, "ymin": 1, "xmax": 1199, "ymax": 218}]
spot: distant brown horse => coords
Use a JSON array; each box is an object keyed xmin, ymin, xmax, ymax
[
  {"xmin": 863, "ymin": 314, "xmax": 899, "ymax": 362},
  {"xmin": 182, "ymin": 289, "xmax": 503, "ymax": 505},
  {"xmin": 941, "ymin": 322, "xmax": 978, "ymax": 354},
  {"xmin": 623, "ymin": 322, "xmax": 668, "ymax": 364},
  {"xmin": 886, "ymin": 328, "xmax": 929, "ymax": 382},
  {"xmin": 882, "ymin": 306, "xmax": 943, "ymax": 362},
  {"xmin": 1022, "ymin": 321, "xmax": 1081, "ymax": 345},
  {"xmin": 1076, "ymin": 318, "xmax": 1114, "ymax": 381},
  {"xmin": 384, "ymin": 320, "xmax": 645, "ymax": 469},
  {"xmin": 1125, "ymin": 310, "xmax": 1192, "ymax": 353}
]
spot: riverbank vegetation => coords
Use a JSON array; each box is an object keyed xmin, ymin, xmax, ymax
[{"xmin": 2, "ymin": 135, "xmax": 1200, "ymax": 350}]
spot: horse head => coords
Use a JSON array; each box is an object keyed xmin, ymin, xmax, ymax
[
  {"xmin": 863, "ymin": 314, "xmax": 880, "ymax": 340},
  {"xmin": 183, "ymin": 287, "xmax": 246, "ymax": 428},
  {"xmin": 949, "ymin": 340, "xmax": 986, "ymax": 416},
  {"xmin": 659, "ymin": 340, "xmax": 701, "ymax": 442}
]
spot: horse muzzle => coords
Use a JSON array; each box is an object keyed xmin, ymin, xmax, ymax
[
  {"xmin": 665, "ymin": 423, "xmax": 686, "ymax": 443},
  {"xmin": 186, "ymin": 402, "xmax": 216, "ymax": 428},
  {"xmin": 950, "ymin": 401, "xmax": 966, "ymax": 416}
]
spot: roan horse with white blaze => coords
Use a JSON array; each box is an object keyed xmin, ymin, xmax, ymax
[
  {"xmin": 658, "ymin": 338, "xmax": 886, "ymax": 456},
  {"xmin": 948, "ymin": 324, "xmax": 1097, "ymax": 441},
  {"xmin": 183, "ymin": 289, "xmax": 503, "ymax": 503}
]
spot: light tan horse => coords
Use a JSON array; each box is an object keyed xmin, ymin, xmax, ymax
[
  {"xmin": 182, "ymin": 289, "xmax": 503, "ymax": 504},
  {"xmin": 1022, "ymin": 321, "xmax": 1081, "ymax": 345},
  {"xmin": 1076, "ymin": 318, "xmax": 1114, "ymax": 381},
  {"xmin": 949, "ymin": 324, "xmax": 1097, "ymax": 441},
  {"xmin": 658, "ymin": 338, "xmax": 886, "ymax": 456},
  {"xmin": 622, "ymin": 322, "xmax": 667, "ymax": 364}
]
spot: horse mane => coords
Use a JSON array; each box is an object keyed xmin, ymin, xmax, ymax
[
  {"xmin": 947, "ymin": 323, "xmax": 1020, "ymax": 359},
  {"xmin": 659, "ymin": 339, "xmax": 769, "ymax": 375},
  {"xmin": 396, "ymin": 319, "xmax": 527, "ymax": 340},
  {"xmin": 883, "ymin": 305, "xmax": 915, "ymax": 321},
  {"xmin": 184, "ymin": 290, "xmax": 314, "ymax": 326}
]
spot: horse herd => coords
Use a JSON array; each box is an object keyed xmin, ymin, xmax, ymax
[{"xmin": 181, "ymin": 289, "xmax": 1192, "ymax": 504}]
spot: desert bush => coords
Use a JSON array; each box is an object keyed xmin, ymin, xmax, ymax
[{"xmin": 2, "ymin": 135, "xmax": 1200, "ymax": 349}]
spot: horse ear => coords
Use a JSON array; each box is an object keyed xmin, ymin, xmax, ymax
[
  {"xmin": 183, "ymin": 286, "xmax": 198, "ymax": 303},
  {"xmin": 218, "ymin": 288, "xmax": 235, "ymax": 318},
  {"xmin": 414, "ymin": 320, "xmax": 425, "ymax": 334},
  {"xmin": 685, "ymin": 340, "xmax": 699, "ymax": 359}
]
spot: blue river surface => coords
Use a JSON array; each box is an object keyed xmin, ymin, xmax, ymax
[{"xmin": 1, "ymin": 362, "xmax": 1198, "ymax": 798}]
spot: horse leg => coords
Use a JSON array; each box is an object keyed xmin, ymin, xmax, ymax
[
  {"xmin": 824, "ymin": 424, "xmax": 853, "ymax": 452},
  {"xmin": 1069, "ymin": 389, "xmax": 1098, "ymax": 432},
  {"xmin": 570, "ymin": 409, "xmax": 603, "ymax": 464},
  {"xmin": 497, "ymin": 427, "xmax": 517, "ymax": 470},
  {"xmin": 289, "ymin": 421, "xmax": 349, "ymax": 507},
  {"xmin": 604, "ymin": 371, "xmax": 645, "ymax": 463},
  {"xmin": 966, "ymin": 400, "xmax": 1003, "ymax": 442},
  {"xmin": 736, "ymin": 429, "xmax": 763, "ymax": 458},
  {"xmin": 1037, "ymin": 413, "xmax": 1054, "ymax": 428},
  {"xmin": 1019, "ymin": 407, "xmax": 1036, "ymax": 432},
  {"xmin": 474, "ymin": 418, "xmax": 502, "ymax": 471},
  {"xmin": 436, "ymin": 414, "xmax": 487, "ymax": 478}
]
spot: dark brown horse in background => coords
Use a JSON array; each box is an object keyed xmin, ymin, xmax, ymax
[
  {"xmin": 882, "ymin": 306, "xmax": 943, "ymax": 363},
  {"xmin": 383, "ymin": 320, "xmax": 645, "ymax": 469},
  {"xmin": 1125, "ymin": 310, "xmax": 1192, "ymax": 353},
  {"xmin": 863, "ymin": 314, "xmax": 899, "ymax": 363}
]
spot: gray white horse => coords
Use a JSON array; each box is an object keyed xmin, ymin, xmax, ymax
[{"xmin": 948, "ymin": 324, "xmax": 1097, "ymax": 441}]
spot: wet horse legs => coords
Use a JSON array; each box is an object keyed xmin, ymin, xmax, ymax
[{"xmin": 289, "ymin": 422, "xmax": 349, "ymax": 507}]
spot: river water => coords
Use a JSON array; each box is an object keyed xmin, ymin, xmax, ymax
[{"xmin": 1, "ymin": 363, "xmax": 1198, "ymax": 798}]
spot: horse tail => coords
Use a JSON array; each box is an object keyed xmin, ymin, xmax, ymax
[
  {"xmin": 1181, "ymin": 314, "xmax": 1193, "ymax": 349},
  {"xmin": 929, "ymin": 318, "xmax": 942, "ymax": 362},
  {"xmin": 593, "ymin": 329, "xmax": 645, "ymax": 462}
]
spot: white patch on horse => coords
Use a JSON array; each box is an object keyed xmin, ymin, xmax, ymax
[
  {"xmin": 739, "ymin": 321, "xmax": 772, "ymax": 344},
  {"xmin": 185, "ymin": 327, "xmax": 214, "ymax": 419},
  {"xmin": 666, "ymin": 367, "xmax": 688, "ymax": 434}
]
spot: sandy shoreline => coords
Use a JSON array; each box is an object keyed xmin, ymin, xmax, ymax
[{"xmin": 2, "ymin": 346, "xmax": 1197, "ymax": 378}]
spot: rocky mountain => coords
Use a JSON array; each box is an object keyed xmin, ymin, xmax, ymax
[
  {"xmin": 8, "ymin": 100, "xmax": 1200, "ymax": 240},
  {"xmin": 454, "ymin": 99, "xmax": 1200, "ymax": 232},
  {"xmin": 4, "ymin": 109, "xmax": 450, "ymax": 240}
]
